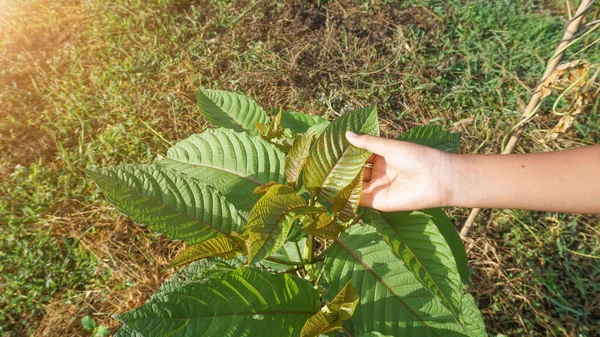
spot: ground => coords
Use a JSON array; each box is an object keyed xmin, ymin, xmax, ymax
[{"xmin": 0, "ymin": 0, "xmax": 599, "ymax": 336}]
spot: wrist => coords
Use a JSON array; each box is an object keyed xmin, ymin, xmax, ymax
[
  {"xmin": 439, "ymin": 152, "xmax": 453, "ymax": 207},
  {"xmin": 439, "ymin": 152, "xmax": 467, "ymax": 208}
]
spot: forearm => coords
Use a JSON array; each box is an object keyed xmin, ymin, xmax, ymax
[{"xmin": 447, "ymin": 146, "xmax": 600, "ymax": 213}]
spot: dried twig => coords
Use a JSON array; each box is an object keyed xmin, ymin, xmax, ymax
[{"xmin": 460, "ymin": 0, "xmax": 596, "ymax": 238}]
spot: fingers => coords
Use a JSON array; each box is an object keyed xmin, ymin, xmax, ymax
[
  {"xmin": 359, "ymin": 177, "xmax": 384, "ymax": 208},
  {"xmin": 345, "ymin": 131, "xmax": 396, "ymax": 156},
  {"xmin": 359, "ymin": 186, "xmax": 375, "ymax": 208},
  {"xmin": 365, "ymin": 153, "xmax": 377, "ymax": 164},
  {"xmin": 363, "ymin": 167, "xmax": 372, "ymax": 181},
  {"xmin": 363, "ymin": 155, "xmax": 375, "ymax": 181}
]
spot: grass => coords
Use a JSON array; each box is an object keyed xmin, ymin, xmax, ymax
[{"xmin": 0, "ymin": 0, "xmax": 599, "ymax": 336}]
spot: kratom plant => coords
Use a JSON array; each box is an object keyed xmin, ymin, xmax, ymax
[{"xmin": 87, "ymin": 88, "xmax": 486, "ymax": 337}]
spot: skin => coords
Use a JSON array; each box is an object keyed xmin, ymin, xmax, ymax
[{"xmin": 346, "ymin": 131, "xmax": 600, "ymax": 214}]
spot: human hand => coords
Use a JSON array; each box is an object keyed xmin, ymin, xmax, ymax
[{"xmin": 345, "ymin": 131, "xmax": 453, "ymax": 212}]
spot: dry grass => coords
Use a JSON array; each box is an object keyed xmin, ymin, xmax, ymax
[
  {"xmin": 466, "ymin": 212, "xmax": 600, "ymax": 335},
  {"xmin": 34, "ymin": 206, "xmax": 183, "ymax": 336}
]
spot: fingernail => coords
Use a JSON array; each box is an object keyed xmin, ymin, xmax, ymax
[{"xmin": 346, "ymin": 131, "xmax": 358, "ymax": 138}]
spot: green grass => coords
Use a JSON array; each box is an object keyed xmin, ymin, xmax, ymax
[
  {"xmin": 1, "ymin": 0, "xmax": 599, "ymax": 335},
  {"xmin": 475, "ymin": 209, "xmax": 600, "ymax": 335}
]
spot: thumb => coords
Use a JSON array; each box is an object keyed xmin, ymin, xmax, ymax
[{"xmin": 345, "ymin": 131, "xmax": 395, "ymax": 156}]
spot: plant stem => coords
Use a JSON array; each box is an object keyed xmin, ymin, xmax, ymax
[
  {"xmin": 306, "ymin": 235, "xmax": 315, "ymax": 263},
  {"xmin": 348, "ymin": 210, "xmax": 364, "ymax": 227},
  {"xmin": 294, "ymin": 241, "xmax": 304, "ymax": 261},
  {"xmin": 313, "ymin": 261, "xmax": 327, "ymax": 286},
  {"xmin": 306, "ymin": 192, "xmax": 317, "ymax": 263}
]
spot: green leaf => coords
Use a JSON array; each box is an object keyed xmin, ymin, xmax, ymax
[
  {"xmin": 157, "ymin": 257, "xmax": 244, "ymax": 297},
  {"xmin": 328, "ymin": 281, "xmax": 360, "ymax": 321},
  {"xmin": 253, "ymin": 181, "xmax": 279, "ymax": 195},
  {"xmin": 114, "ymin": 324, "xmax": 144, "ymax": 337},
  {"xmin": 158, "ymin": 128, "xmax": 286, "ymax": 217},
  {"xmin": 397, "ymin": 125, "xmax": 461, "ymax": 153},
  {"xmin": 169, "ymin": 237, "xmax": 242, "ymax": 268},
  {"xmin": 117, "ymin": 267, "xmax": 320, "ymax": 337},
  {"xmin": 196, "ymin": 88, "xmax": 269, "ymax": 135},
  {"xmin": 114, "ymin": 257, "xmax": 244, "ymax": 337},
  {"xmin": 302, "ymin": 316, "xmax": 343, "ymax": 337},
  {"xmin": 261, "ymin": 238, "xmax": 307, "ymax": 272},
  {"xmin": 324, "ymin": 225, "xmax": 485, "ymax": 336},
  {"xmin": 87, "ymin": 165, "xmax": 244, "ymax": 244},
  {"xmin": 280, "ymin": 110, "xmax": 329, "ymax": 134},
  {"xmin": 245, "ymin": 184, "xmax": 307, "ymax": 264},
  {"xmin": 304, "ymin": 105, "xmax": 379, "ymax": 201},
  {"xmin": 302, "ymin": 213, "xmax": 345, "ymax": 240},
  {"xmin": 286, "ymin": 220, "xmax": 306, "ymax": 242},
  {"xmin": 305, "ymin": 122, "xmax": 329, "ymax": 136},
  {"xmin": 357, "ymin": 333, "xmax": 393, "ymax": 337},
  {"xmin": 301, "ymin": 281, "xmax": 359, "ymax": 337},
  {"xmin": 285, "ymin": 132, "xmax": 317, "ymax": 185},
  {"xmin": 423, "ymin": 208, "xmax": 471, "ymax": 287},
  {"xmin": 293, "ymin": 206, "xmax": 327, "ymax": 216},
  {"xmin": 93, "ymin": 326, "xmax": 110, "ymax": 337},
  {"xmin": 263, "ymin": 109, "xmax": 284, "ymax": 139},
  {"xmin": 259, "ymin": 110, "xmax": 295, "ymax": 152},
  {"xmin": 363, "ymin": 209, "xmax": 464, "ymax": 326},
  {"xmin": 332, "ymin": 169, "xmax": 364, "ymax": 222},
  {"xmin": 459, "ymin": 294, "xmax": 487, "ymax": 335},
  {"xmin": 81, "ymin": 315, "xmax": 95, "ymax": 331}
]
